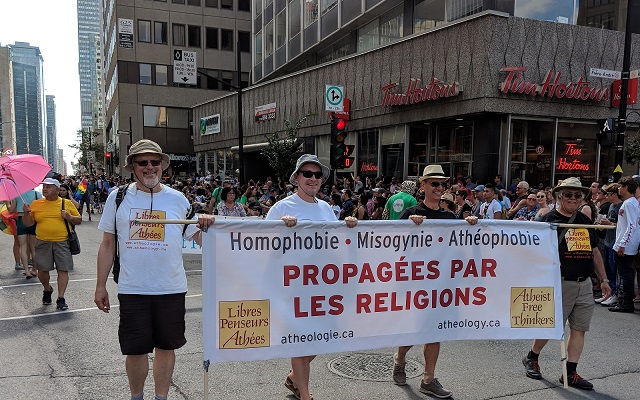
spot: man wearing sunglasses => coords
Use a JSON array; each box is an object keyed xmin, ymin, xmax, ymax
[
  {"xmin": 95, "ymin": 139, "xmax": 214, "ymax": 400},
  {"xmin": 266, "ymin": 154, "xmax": 357, "ymax": 400},
  {"xmin": 522, "ymin": 177, "xmax": 610, "ymax": 390},
  {"xmin": 392, "ymin": 165, "xmax": 478, "ymax": 399}
]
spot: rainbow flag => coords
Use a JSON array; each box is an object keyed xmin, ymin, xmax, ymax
[
  {"xmin": 0, "ymin": 204, "xmax": 17, "ymax": 236},
  {"xmin": 74, "ymin": 178, "xmax": 88, "ymax": 201}
]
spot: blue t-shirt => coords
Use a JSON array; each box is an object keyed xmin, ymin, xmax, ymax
[{"xmin": 15, "ymin": 190, "xmax": 41, "ymax": 211}]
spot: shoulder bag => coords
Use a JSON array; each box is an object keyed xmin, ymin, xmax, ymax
[{"xmin": 62, "ymin": 199, "xmax": 81, "ymax": 255}]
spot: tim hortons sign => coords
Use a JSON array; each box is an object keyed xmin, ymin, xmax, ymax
[
  {"xmin": 381, "ymin": 78, "xmax": 462, "ymax": 108},
  {"xmin": 499, "ymin": 67, "xmax": 610, "ymax": 102}
]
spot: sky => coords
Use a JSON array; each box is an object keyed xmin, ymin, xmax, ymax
[{"xmin": 0, "ymin": 0, "xmax": 80, "ymax": 173}]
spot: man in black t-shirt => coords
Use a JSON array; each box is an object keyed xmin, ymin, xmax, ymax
[
  {"xmin": 522, "ymin": 177, "xmax": 610, "ymax": 391},
  {"xmin": 392, "ymin": 165, "xmax": 478, "ymax": 399}
]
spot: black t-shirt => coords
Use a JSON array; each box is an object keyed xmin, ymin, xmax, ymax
[
  {"xmin": 457, "ymin": 203, "xmax": 473, "ymax": 219},
  {"xmin": 539, "ymin": 209, "xmax": 598, "ymax": 280},
  {"xmin": 400, "ymin": 202, "xmax": 456, "ymax": 220}
]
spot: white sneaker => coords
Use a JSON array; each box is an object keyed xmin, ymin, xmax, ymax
[
  {"xmin": 594, "ymin": 296, "xmax": 606, "ymax": 303},
  {"xmin": 601, "ymin": 295, "xmax": 618, "ymax": 306}
]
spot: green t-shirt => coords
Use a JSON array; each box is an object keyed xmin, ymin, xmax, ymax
[{"xmin": 384, "ymin": 192, "xmax": 418, "ymax": 220}]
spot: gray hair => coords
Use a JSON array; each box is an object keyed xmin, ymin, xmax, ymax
[{"xmin": 519, "ymin": 181, "xmax": 530, "ymax": 190}]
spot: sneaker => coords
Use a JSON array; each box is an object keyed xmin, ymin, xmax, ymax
[
  {"xmin": 419, "ymin": 378, "xmax": 452, "ymax": 399},
  {"xmin": 42, "ymin": 287, "xmax": 54, "ymax": 305},
  {"xmin": 560, "ymin": 371, "xmax": 593, "ymax": 390},
  {"xmin": 15, "ymin": 262, "xmax": 22, "ymax": 270},
  {"xmin": 522, "ymin": 355, "xmax": 542, "ymax": 379},
  {"xmin": 56, "ymin": 297, "xmax": 68, "ymax": 310},
  {"xmin": 392, "ymin": 353, "xmax": 406, "ymax": 385},
  {"xmin": 28, "ymin": 258, "xmax": 33, "ymax": 266},
  {"xmin": 594, "ymin": 296, "xmax": 606, "ymax": 303},
  {"xmin": 601, "ymin": 295, "xmax": 618, "ymax": 306}
]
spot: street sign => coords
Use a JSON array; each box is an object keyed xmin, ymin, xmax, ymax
[
  {"xmin": 106, "ymin": 142, "xmax": 114, "ymax": 152},
  {"xmin": 325, "ymin": 85, "xmax": 344, "ymax": 112},
  {"xmin": 589, "ymin": 67, "xmax": 621, "ymax": 80},
  {"xmin": 173, "ymin": 50, "xmax": 197, "ymax": 85},
  {"xmin": 631, "ymin": 69, "xmax": 640, "ymax": 79},
  {"xmin": 116, "ymin": 130, "xmax": 130, "ymax": 135},
  {"xmin": 118, "ymin": 18, "xmax": 134, "ymax": 49},
  {"xmin": 87, "ymin": 153, "xmax": 96, "ymax": 162}
]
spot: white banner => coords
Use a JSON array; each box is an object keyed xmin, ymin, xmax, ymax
[{"xmin": 202, "ymin": 220, "xmax": 563, "ymax": 363}]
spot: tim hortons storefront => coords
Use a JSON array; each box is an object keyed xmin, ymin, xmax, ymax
[{"xmin": 192, "ymin": 11, "xmax": 640, "ymax": 185}]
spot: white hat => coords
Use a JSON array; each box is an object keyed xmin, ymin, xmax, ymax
[{"xmin": 41, "ymin": 178, "xmax": 60, "ymax": 188}]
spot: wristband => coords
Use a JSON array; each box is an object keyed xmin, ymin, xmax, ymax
[{"xmin": 601, "ymin": 279, "xmax": 610, "ymax": 283}]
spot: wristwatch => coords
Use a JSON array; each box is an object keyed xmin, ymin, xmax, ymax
[{"xmin": 601, "ymin": 279, "xmax": 610, "ymax": 283}]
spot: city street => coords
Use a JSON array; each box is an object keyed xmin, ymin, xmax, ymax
[{"xmin": 1, "ymin": 212, "xmax": 639, "ymax": 400}]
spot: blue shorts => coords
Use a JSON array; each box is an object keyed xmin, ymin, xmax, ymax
[{"xmin": 16, "ymin": 216, "xmax": 36, "ymax": 236}]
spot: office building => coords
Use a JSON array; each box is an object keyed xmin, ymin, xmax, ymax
[
  {"xmin": 46, "ymin": 95, "xmax": 58, "ymax": 167},
  {"xmin": 78, "ymin": 0, "xmax": 105, "ymax": 134},
  {"xmin": 102, "ymin": 0, "xmax": 252, "ymax": 176},
  {"xmin": 0, "ymin": 45, "xmax": 17, "ymax": 154}
]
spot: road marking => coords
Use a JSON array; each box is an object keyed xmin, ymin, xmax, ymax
[{"xmin": 0, "ymin": 294, "xmax": 202, "ymax": 321}]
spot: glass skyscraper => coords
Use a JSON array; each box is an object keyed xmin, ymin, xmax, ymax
[
  {"xmin": 46, "ymin": 95, "xmax": 57, "ymax": 168},
  {"xmin": 77, "ymin": 0, "xmax": 104, "ymax": 132}
]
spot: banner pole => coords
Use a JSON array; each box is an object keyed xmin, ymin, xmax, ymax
[
  {"xmin": 560, "ymin": 337, "xmax": 568, "ymax": 389},
  {"xmin": 203, "ymin": 360, "xmax": 210, "ymax": 400}
]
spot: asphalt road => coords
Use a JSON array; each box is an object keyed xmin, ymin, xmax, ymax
[{"xmin": 0, "ymin": 212, "xmax": 639, "ymax": 400}]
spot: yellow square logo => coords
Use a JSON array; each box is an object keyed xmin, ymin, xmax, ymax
[
  {"xmin": 510, "ymin": 287, "xmax": 555, "ymax": 328},
  {"xmin": 219, "ymin": 300, "xmax": 270, "ymax": 349}
]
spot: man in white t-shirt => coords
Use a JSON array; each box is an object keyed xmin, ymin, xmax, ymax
[
  {"xmin": 94, "ymin": 140, "xmax": 213, "ymax": 400},
  {"xmin": 267, "ymin": 154, "xmax": 357, "ymax": 400},
  {"xmin": 481, "ymin": 183, "xmax": 503, "ymax": 219}
]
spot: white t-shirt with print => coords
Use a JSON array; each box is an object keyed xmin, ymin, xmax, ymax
[
  {"xmin": 266, "ymin": 193, "xmax": 337, "ymax": 222},
  {"xmin": 483, "ymin": 199, "xmax": 503, "ymax": 219},
  {"xmin": 98, "ymin": 184, "xmax": 198, "ymax": 295}
]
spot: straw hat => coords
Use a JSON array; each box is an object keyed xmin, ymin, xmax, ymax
[
  {"xmin": 124, "ymin": 139, "xmax": 170, "ymax": 172},
  {"xmin": 289, "ymin": 154, "xmax": 330, "ymax": 186},
  {"xmin": 419, "ymin": 165, "xmax": 449, "ymax": 181},
  {"xmin": 440, "ymin": 193, "xmax": 454, "ymax": 203},
  {"xmin": 551, "ymin": 177, "xmax": 589, "ymax": 197}
]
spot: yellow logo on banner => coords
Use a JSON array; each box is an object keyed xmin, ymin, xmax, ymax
[
  {"xmin": 129, "ymin": 209, "xmax": 166, "ymax": 241},
  {"xmin": 219, "ymin": 300, "xmax": 270, "ymax": 349},
  {"xmin": 510, "ymin": 287, "xmax": 555, "ymax": 328},
  {"xmin": 565, "ymin": 228, "xmax": 591, "ymax": 251}
]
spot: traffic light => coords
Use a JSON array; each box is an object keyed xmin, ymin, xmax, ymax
[
  {"xmin": 105, "ymin": 152, "xmax": 111, "ymax": 160},
  {"xmin": 330, "ymin": 115, "xmax": 354, "ymax": 169},
  {"xmin": 596, "ymin": 118, "xmax": 615, "ymax": 147}
]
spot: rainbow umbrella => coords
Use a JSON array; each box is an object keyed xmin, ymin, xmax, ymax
[
  {"xmin": 0, "ymin": 204, "xmax": 17, "ymax": 235},
  {"xmin": 0, "ymin": 154, "xmax": 51, "ymax": 202}
]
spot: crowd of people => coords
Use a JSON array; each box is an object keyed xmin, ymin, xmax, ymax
[{"xmin": 6, "ymin": 139, "xmax": 640, "ymax": 399}]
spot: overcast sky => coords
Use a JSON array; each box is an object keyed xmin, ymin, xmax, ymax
[{"xmin": 0, "ymin": 0, "xmax": 80, "ymax": 173}]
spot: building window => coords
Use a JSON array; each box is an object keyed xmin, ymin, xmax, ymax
[
  {"xmin": 206, "ymin": 27, "xmax": 219, "ymax": 49},
  {"xmin": 156, "ymin": 65, "xmax": 168, "ymax": 85},
  {"xmin": 254, "ymin": 0, "xmax": 262, "ymax": 14},
  {"xmin": 254, "ymin": 30, "xmax": 262, "ymax": 60},
  {"xmin": 275, "ymin": 10, "xmax": 286, "ymax": 49},
  {"xmin": 221, "ymin": 0, "xmax": 233, "ymax": 9},
  {"xmin": 238, "ymin": 0, "xmax": 250, "ymax": 11},
  {"xmin": 238, "ymin": 31, "xmax": 250, "ymax": 52},
  {"xmin": 188, "ymin": 25, "xmax": 201, "ymax": 47},
  {"xmin": 143, "ymin": 106, "xmax": 167, "ymax": 127},
  {"xmin": 173, "ymin": 24, "xmax": 186, "ymax": 46},
  {"xmin": 221, "ymin": 29, "xmax": 234, "ymax": 51},
  {"xmin": 289, "ymin": 0, "xmax": 301, "ymax": 37},
  {"xmin": 138, "ymin": 20, "xmax": 151, "ymax": 42},
  {"xmin": 304, "ymin": 0, "xmax": 318, "ymax": 27},
  {"xmin": 154, "ymin": 21, "xmax": 168, "ymax": 44},
  {"xmin": 140, "ymin": 63, "xmax": 152, "ymax": 84},
  {"xmin": 265, "ymin": 20, "xmax": 274, "ymax": 57},
  {"xmin": 187, "ymin": 0, "xmax": 201, "ymax": 5},
  {"xmin": 221, "ymin": 71, "xmax": 234, "ymax": 90},
  {"xmin": 205, "ymin": 0, "xmax": 218, "ymax": 7},
  {"xmin": 205, "ymin": 70, "xmax": 219, "ymax": 89},
  {"xmin": 321, "ymin": 0, "xmax": 337, "ymax": 15},
  {"xmin": 172, "ymin": 0, "xmax": 185, "ymax": 3}
]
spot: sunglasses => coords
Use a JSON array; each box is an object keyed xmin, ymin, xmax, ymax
[
  {"xmin": 527, "ymin": 198, "xmax": 537, "ymax": 201},
  {"xmin": 134, "ymin": 159, "xmax": 162, "ymax": 167},
  {"xmin": 536, "ymin": 195, "xmax": 546, "ymax": 199},
  {"xmin": 429, "ymin": 181, "xmax": 446, "ymax": 188},
  {"xmin": 562, "ymin": 192, "xmax": 584, "ymax": 199},
  {"xmin": 298, "ymin": 170, "xmax": 323, "ymax": 179}
]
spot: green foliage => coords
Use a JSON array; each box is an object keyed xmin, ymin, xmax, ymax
[
  {"xmin": 261, "ymin": 115, "xmax": 311, "ymax": 181},
  {"xmin": 69, "ymin": 129, "xmax": 105, "ymax": 175},
  {"xmin": 625, "ymin": 130, "xmax": 640, "ymax": 164}
]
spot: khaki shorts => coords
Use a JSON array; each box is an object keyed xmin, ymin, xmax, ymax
[
  {"xmin": 561, "ymin": 278, "xmax": 594, "ymax": 332},
  {"xmin": 34, "ymin": 239, "xmax": 74, "ymax": 272}
]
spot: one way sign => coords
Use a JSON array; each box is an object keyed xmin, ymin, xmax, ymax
[{"xmin": 173, "ymin": 50, "xmax": 197, "ymax": 85}]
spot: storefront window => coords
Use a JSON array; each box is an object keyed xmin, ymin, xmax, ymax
[
  {"xmin": 556, "ymin": 122, "xmax": 598, "ymax": 184},
  {"xmin": 510, "ymin": 119, "xmax": 554, "ymax": 188},
  {"xmin": 409, "ymin": 125, "xmax": 429, "ymax": 178},
  {"xmin": 357, "ymin": 129, "xmax": 379, "ymax": 178}
]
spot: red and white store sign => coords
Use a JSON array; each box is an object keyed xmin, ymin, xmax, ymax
[
  {"xmin": 254, "ymin": 102, "xmax": 277, "ymax": 122},
  {"xmin": 556, "ymin": 143, "xmax": 591, "ymax": 172},
  {"xmin": 611, "ymin": 78, "xmax": 639, "ymax": 107},
  {"xmin": 499, "ymin": 67, "xmax": 610, "ymax": 102},
  {"xmin": 381, "ymin": 78, "xmax": 462, "ymax": 108}
]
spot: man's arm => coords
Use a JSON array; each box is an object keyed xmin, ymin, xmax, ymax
[
  {"xmin": 94, "ymin": 232, "xmax": 116, "ymax": 313},
  {"xmin": 506, "ymin": 198, "xmax": 525, "ymax": 218},
  {"xmin": 592, "ymin": 247, "xmax": 611, "ymax": 298}
]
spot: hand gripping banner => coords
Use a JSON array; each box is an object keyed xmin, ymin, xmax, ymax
[{"xmin": 202, "ymin": 220, "xmax": 563, "ymax": 363}]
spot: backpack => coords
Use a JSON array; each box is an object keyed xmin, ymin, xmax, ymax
[{"xmin": 111, "ymin": 184, "xmax": 195, "ymax": 283}]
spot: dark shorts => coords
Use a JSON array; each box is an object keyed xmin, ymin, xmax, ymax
[
  {"xmin": 16, "ymin": 216, "xmax": 36, "ymax": 236},
  {"xmin": 118, "ymin": 293, "xmax": 187, "ymax": 355}
]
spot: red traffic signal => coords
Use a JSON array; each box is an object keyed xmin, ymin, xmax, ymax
[{"xmin": 105, "ymin": 152, "xmax": 111, "ymax": 158}]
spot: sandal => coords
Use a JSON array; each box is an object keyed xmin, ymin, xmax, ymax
[{"xmin": 284, "ymin": 373, "xmax": 313, "ymax": 400}]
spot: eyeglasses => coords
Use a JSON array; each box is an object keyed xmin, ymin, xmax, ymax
[
  {"xmin": 562, "ymin": 192, "xmax": 584, "ymax": 199},
  {"xmin": 527, "ymin": 197, "xmax": 537, "ymax": 201},
  {"xmin": 429, "ymin": 181, "xmax": 446, "ymax": 188},
  {"xmin": 134, "ymin": 159, "xmax": 162, "ymax": 167},
  {"xmin": 298, "ymin": 170, "xmax": 323, "ymax": 179}
]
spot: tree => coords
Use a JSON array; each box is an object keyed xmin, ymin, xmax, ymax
[
  {"xmin": 625, "ymin": 128, "xmax": 640, "ymax": 164},
  {"xmin": 261, "ymin": 115, "xmax": 311, "ymax": 181},
  {"xmin": 69, "ymin": 129, "xmax": 104, "ymax": 175}
]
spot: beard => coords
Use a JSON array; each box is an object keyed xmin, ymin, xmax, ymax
[{"xmin": 140, "ymin": 173, "xmax": 160, "ymax": 188}]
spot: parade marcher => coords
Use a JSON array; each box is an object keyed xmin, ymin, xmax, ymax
[
  {"xmin": 609, "ymin": 176, "xmax": 639, "ymax": 313},
  {"xmin": 392, "ymin": 165, "xmax": 478, "ymax": 399},
  {"xmin": 216, "ymin": 187, "xmax": 246, "ymax": 217},
  {"xmin": 266, "ymin": 154, "xmax": 357, "ymax": 400},
  {"xmin": 481, "ymin": 183, "xmax": 503, "ymax": 219},
  {"xmin": 598, "ymin": 183, "xmax": 621, "ymax": 306},
  {"xmin": 94, "ymin": 139, "xmax": 213, "ymax": 400},
  {"xmin": 522, "ymin": 177, "xmax": 610, "ymax": 390},
  {"xmin": 382, "ymin": 180, "xmax": 417, "ymax": 220},
  {"xmin": 22, "ymin": 178, "xmax": 81, "ymax": 310},
  {"xmin": 7, "ymin": 189, "xmax": 42, "ymax": 278}
]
